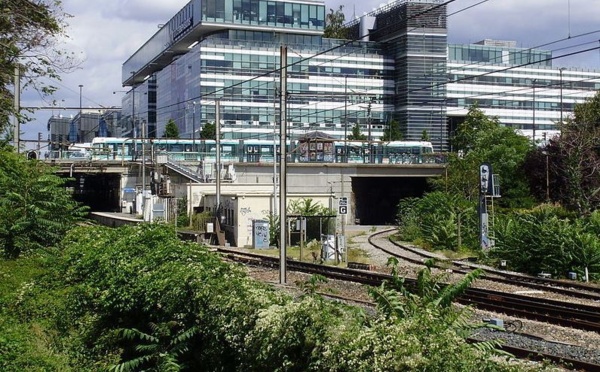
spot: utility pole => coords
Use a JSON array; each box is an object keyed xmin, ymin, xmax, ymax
[
  {"xmin": 344, "ymin": 75, "xmax": 348, "ymax": 163},
  {"xmin": 559, "ymin": 68, "xmax": 565, "ymax": 124},
  {"xmin": 78, "ymin": 84, "xmax": 83, "ymax": 142},
  {"xmin": 367, "ymin": 98, "xmax": 373, "ymax": 163},
  {"xmin": 279, "ymin": 45, "xmax": 288, "ymax": 284},
  {"xmin": 216, "ymin": 99, "xmax": 221, "ymax": 215},
  {"xmin": 192, "ymin": 101, "xmax": 196, "ymax": 155},
  {"xmin": 142, "ymin": 120, "xmax": 147, "ymax": 220},
  {"xmin": 13, "ymin": 67, "xmax": 21, "ymax": 152},
  {"xmin": 532, "ymin": 79, "xmax": 536, "ymax": 145}
]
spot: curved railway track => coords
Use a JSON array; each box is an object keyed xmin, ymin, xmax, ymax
[{"xmin": 369, "ymin": 228, "xmax": 600, "ymax": 302}]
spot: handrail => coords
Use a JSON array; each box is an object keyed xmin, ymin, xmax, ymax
[{"xmin": 121, "ymin": 138, "xmax": 136, "ymax": 166}]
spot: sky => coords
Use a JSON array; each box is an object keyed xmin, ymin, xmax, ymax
[{"xmin": 19, "ymin": 0, "xmax": 600, "ymax": 148}]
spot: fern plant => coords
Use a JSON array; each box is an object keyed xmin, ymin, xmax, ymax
[
  {"xmin": 110, "ymin": 322, "xmax": 198, "ymax": 372},
  {"xmin": 370, "ymin": 257, "xmax": 484, "ymax": 326}
]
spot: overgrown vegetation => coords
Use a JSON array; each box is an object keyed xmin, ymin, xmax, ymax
[
  {"xmin": 1, "ymin": 224, "xmax": 540, "ymax": 371},
  {"xmin": 0, "ymin": 145, "xmax": 87, "ymax": 258},
  {"xmin": 396, "ymin": 95, "xmax": 600, "ymax": 281}
]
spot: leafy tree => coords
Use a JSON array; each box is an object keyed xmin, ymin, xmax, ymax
[
  {"xmin": 323, "ymin": 5, "xmax": 348, "ymax": 39},
  {"xmin": 450, "ymin": 103, "xmax": 499, "ymax": 154},
  {"xmin": 200, "ymin": 122, "xmax": 216, "ymax": 140},
  {"xmin": 1, "ymin": 0, "xmax": 79, "ymax": 137},
  {"xmin": 0, "ymin": 147, "xmax": 87, "ymax": 258},
  {"xmin": 421, "ymin": 129, "xmax": 430, "ymax": 141},
  {"xmin": 347, "ymin": 123, "xmax": 366, "ymax": 140},
  {"xmin": 436, "ymin": 105, "xmax": 534, "ymax": 208},
  {"xmin": 381, "ymin": 119, "xmax": 403, "ymax": 141},
  {"xmin": 162, "ymin": 119, "xmax": 179, "ymax": 138},
  {"xmin": 530, "ymin": 91, "xmax": 600, "ymax": 215}
]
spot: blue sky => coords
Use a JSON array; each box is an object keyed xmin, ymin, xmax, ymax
[{"xmin": 19, "ymin": 0, "xmax": 600, "ymax": 148}]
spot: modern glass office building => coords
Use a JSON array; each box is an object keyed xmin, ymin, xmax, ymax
[
  {"xmin": 119, "ymin": 0, "xmax": 599, "ymax": 152},
  {"xmin": 447, "ymin": 39, "xmax": 600, "ymax": 143}
]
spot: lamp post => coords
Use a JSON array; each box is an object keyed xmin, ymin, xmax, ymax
[
  {"xmin": 129, "ymin": 71, "xmax": 136, "ymax": 138},
  {"xmin": 532, "ymin": 79, "xmax": 537, "ymax": 145},
  {"xmin": 344, "ymin": 75, "xmax": 348, "ymax": 163},
  {"xmin": 78, "ymin": 84, "xmax": 83, "ymax": 142},
  {"xmin": 192, "ymin": 101, "xmax": 197, "ymax": 152},
  {"xmin": 559, "ymin": 67, "xmax": 566, "ymax": 124},
  {"xmin": 542, "ymin": 150, "xmax": 550, "ymax": 202}
]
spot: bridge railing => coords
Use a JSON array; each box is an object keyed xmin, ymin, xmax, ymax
[{"xmin": 54, "ymin": 147, "xmax": 448, "ymax": 165}]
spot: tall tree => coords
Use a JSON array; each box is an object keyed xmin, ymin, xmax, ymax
[
  {"xmin": 200, "ymin": 122, "xmax": 216, "ymax": 140},
  {"xmin": 347, "ymin": 123, "xmax": 366, "ymax": 140},
  {"xmin": 0, "ymin": 145, "xmax": 87, "ymax": 258},
  {"xmin": 451, "ymin": 103, "xmax": 499, "ymax": 154},
  {"xmin": 530, "ymin": 91, "xmax": 600, "ymax": 215},
  {"xmin": 323, "ymin": 6, "xmax": 348, "ymax": 39},
  {"xmin": 1, "ymin": 0, "xmax": 79, "ymax": 138},
  {"xmin": 162, "ymin": 119, "xmax": 179, "ymax": 138},
  {"xmin": 435, "ymin": 105, "xmax": 534, "ymax": 208},
  {"xmin": 381, "ymin": 119, "xmax": 403, "ymax": 141}
]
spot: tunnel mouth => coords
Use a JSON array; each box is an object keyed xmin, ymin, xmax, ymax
[{"xmin": 352, "ymin": 177, "xmax": 430, "ymax": 225}]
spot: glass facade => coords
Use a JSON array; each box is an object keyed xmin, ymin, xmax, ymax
[
  {"xmin": 154, "ymin": 34, "xmax": 392, "ymax": 140},
  {"xmin": 201, "ymin": 0, "xmax": 325, "ymax": 29},
  {"xmin": 447, "ymin": 43, "xmax": 600, "ymax": 141},
  {"xmin": 118, "ymin": 0, "xmax": 600, "ymax": 151}
]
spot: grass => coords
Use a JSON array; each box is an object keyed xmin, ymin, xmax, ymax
[
  {"xmin": 0, "ymin": 253, "xmax": 73, "ymax": 371},
  {"xmin": 251, "ymin": 231, "xmax": 372, "ymax": 266}
]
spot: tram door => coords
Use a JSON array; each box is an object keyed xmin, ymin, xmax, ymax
[{"xmin": 246, "ymin": 145, "xmax": 260, "ymax": 162}]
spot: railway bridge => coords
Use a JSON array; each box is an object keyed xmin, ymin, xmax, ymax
[{"xmin": 48, "ymin": 158, "xmax": 446, "ymax": 246}]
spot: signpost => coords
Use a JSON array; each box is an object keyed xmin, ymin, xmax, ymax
[{"xmin": 338, "ymin": 196, "xmax": 348, "ymax": 215}]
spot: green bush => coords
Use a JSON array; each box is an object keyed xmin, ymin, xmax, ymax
[
  {"xmin": 492, "ymin": 206, "xmax": 600, "ymax": 280},
  {"xmin": 1, "ymin": 224, "xmax": 546, "ymax": 370}
]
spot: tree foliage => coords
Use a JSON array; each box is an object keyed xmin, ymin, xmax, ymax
[
  {"xmin": 397, "ymin": 192, "xmax": 479, "ymax": 251},
  {"xmin": 1, "ymin": 0, "xmax": 80, "ymax": 137},
  {"xmin": 323, "ymin": 5, "xmax": 348, "ymax": 39},
  {"xmin": 381, "ymin": 119, "xmax": 403, "ymax": 141},
  {"xmin": 0, "ymin": 146, "xmax": 87, "ymax": 258},
  {"xmin": 347, "ymin": 123, "xmax": 366, "ymax": 140},
  {"xmin": 1, "ymin": 223, "xmax": 537, "ymax": 370},
  {"xmin": 439, "ymin": 104, "xmax": 534, "ymax": 208},
  {"xmin": 200, "ymin": 122, "xmax": 216, "ymax": 140},
  {"xmin": 526, "ymin": 91, "xmax": 600, "ymax": 215},
  {"xmin": 162, "ymin": 119, "xmax": 179, "ymax": 138},
  {"xmin": 491, "ymin": 206, "xmax": 600, "ymax": 280}
]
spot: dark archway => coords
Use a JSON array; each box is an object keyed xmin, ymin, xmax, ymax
[{"xmin": 352, "ymin": 177, "xmax": 430, "ymax": 225}]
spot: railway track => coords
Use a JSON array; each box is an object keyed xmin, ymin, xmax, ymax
[
  {"xmin": 218, "ymin": 247, "xmax": 600, "ymax": 333},
  {"xmin": 369, "ymin": 228, "xmax": 600, "ymax": 302},
  {"xmin": 218, "ymin": 248, "xmax": 600, "ymax": 371}
]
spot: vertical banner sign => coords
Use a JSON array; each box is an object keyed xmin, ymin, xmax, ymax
[
  {"xmin": 338, "ymin": 197, "xmax": 348, "ymax": 215},
  {"xmin": 252, "ymin": 220, "xmax": 270, "ymax": 249},
  {"xmin": 479, "ymin": 163, "xmax": 492, "ymax": 249}
]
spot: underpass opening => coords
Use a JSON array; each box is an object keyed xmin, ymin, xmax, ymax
[
  {"xmin": 352, "ymin": 177, "xmax": 430, "ymax": 225},
  {"xmin": 64, "ymin": 173, "xmax": 121, "ymax": 212}
]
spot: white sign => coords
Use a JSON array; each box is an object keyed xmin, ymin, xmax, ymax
[{"xmin": 338, "ymin": 197, "xmax": 348, "ymax": 215}]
